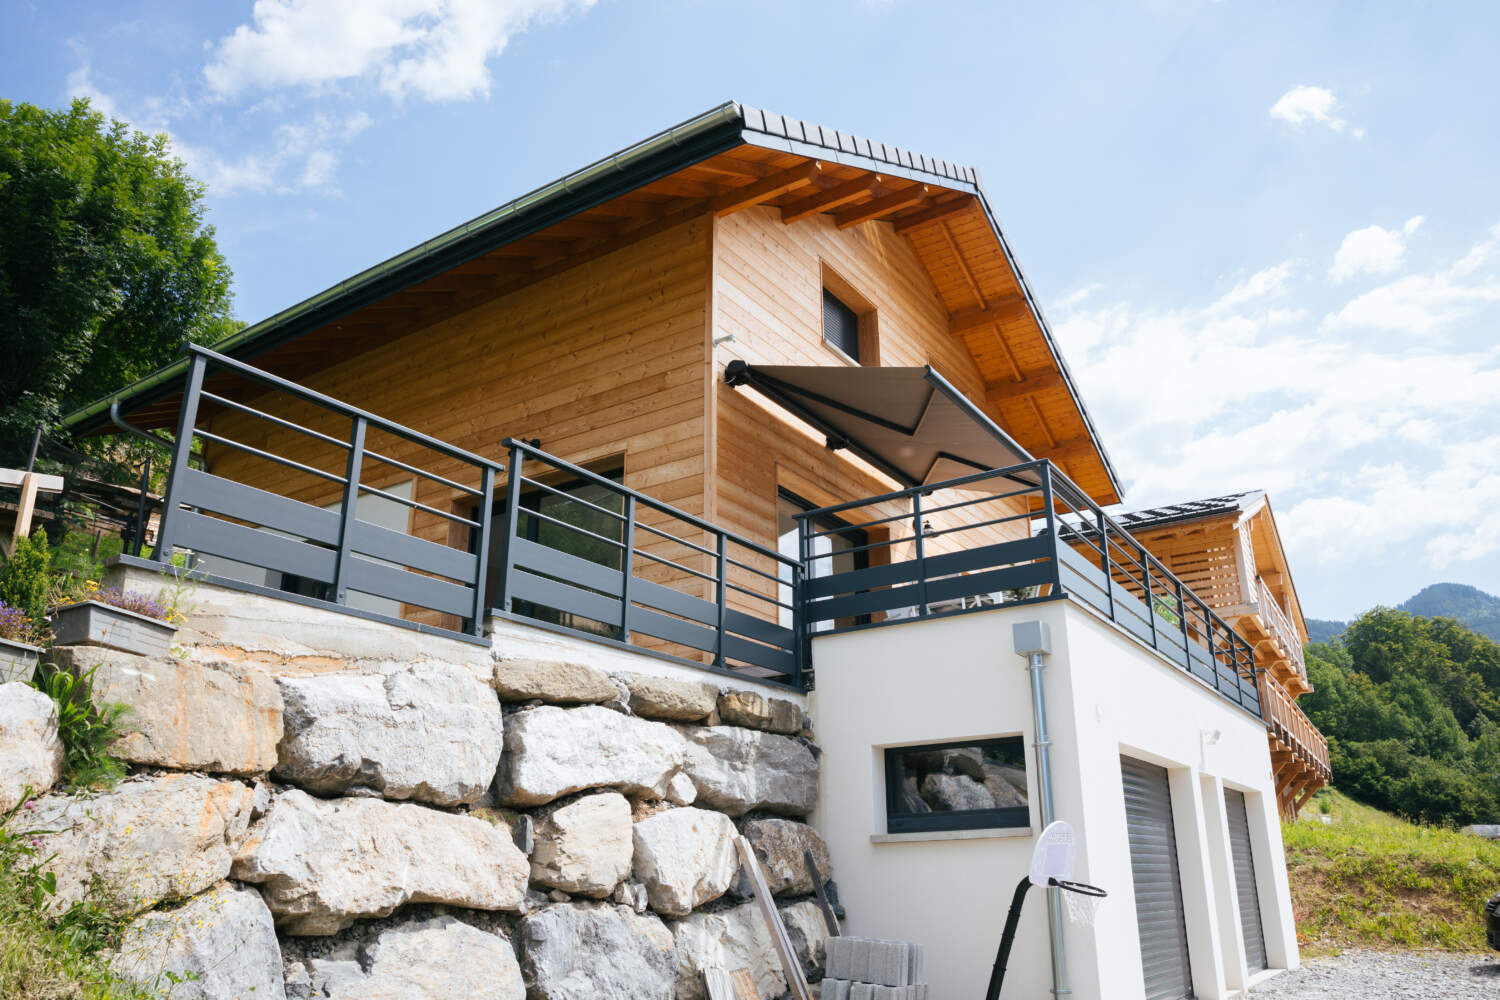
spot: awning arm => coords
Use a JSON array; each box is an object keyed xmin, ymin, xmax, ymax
[{"xmin": 724, "ymin": 360, "xmax": 920, "ymax": 488}]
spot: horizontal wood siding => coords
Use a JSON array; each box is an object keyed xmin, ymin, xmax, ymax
[{"xmin": 205, "ymin": 219, "xmax": 713, "ymax": 628}]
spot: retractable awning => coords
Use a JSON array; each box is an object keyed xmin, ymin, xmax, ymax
[{"xmin": 724, "ymin": 361, "xmax": 1038, "ymax": 488}]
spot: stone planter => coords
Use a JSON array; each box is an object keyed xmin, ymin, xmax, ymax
[
  {"xmin": 0, "ymin": 636, "xmax": 41, "ymax": 683},
  {"xmin": 50, "ymin": 601, "xmax": 176, "ymax": 658}
]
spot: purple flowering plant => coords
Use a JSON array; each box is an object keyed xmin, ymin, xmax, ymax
[{"xmin": 0, "ymin": 599, "xmax": 45, "ymax": 645}]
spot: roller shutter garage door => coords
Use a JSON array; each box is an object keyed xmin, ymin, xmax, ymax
[
  {"xmin": 1224, "ymin": 789, "xmax": 1268, "ymax": 972},
  {"xmin": 1121, "ymin": 756, "xmax": 1194, "ymax": 1000}
]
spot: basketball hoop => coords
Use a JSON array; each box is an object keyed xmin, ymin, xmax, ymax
[
  {"xmin": 1050, "ymin": 877, "xmax": 1107, "ymax": 928},
  {"xmin": 986, "ymin": 821, "xmax": 1109, "ymax": 999}
]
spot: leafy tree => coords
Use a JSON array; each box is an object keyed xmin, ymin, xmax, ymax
[
  {"xmin": 0, "ymin": 98, "xmax": 235, "ymax": 465},
  {"xmin": 1302, "ymin": 608, "xmax": 1500, "ymax": 826}
]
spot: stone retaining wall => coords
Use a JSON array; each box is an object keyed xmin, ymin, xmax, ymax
[{"xmin": 8, "ymin": 572, "xmax": 835, "ymax": 1000}]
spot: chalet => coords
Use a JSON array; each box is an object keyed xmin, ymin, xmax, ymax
[{"xmin": 64, "ymin": 103, "xmax": 1312, "ymax": 1000}]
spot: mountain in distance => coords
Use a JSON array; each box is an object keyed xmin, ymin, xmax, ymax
[
  {"xmin": 1306, "ymin": 583, "xmax": 1500, "ymax": 645},
  {"xmin": 1399, "ymin": 583, "xmax": 1500, "ymax": 642}
]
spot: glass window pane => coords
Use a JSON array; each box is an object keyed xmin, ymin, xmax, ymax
[{"xmin": 885, "ymin": 738, "xmax": 1029, "ymax": 832}]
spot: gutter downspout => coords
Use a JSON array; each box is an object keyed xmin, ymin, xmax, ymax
[{"xmin": 1014, "ymin": 620, "xmax": 1069, "ymax": 998}]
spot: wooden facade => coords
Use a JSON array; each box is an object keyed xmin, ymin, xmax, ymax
[{"xmin": 1122, "ymin": 496, "xmax": 1331, "ymax": 818}]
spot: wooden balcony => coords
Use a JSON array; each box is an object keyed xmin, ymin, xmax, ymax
[
  {"xmin": 1225, "ymin": 576, "xmax": 1311, "ymax": 696},
  {"xmin": 1261, "ymin": 671, "xmax": 1331, "ymax": 818}
]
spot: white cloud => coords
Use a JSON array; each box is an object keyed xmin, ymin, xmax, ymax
[
  {"xmin": 1321, "ymin": 225, "xmax": 1500, "ymax": 334},
  {"xmin": 1328, "ymin": 216, "xmax": 1423, "ymax": 283},
  {"xmin": 204, "ymin": 0, "xmax": 596, "ymax": 102},
  {"xmin": 1049, "ymin": 220, "xmax": 1500, "ymax": 587},
  {"xmin": 1269, "ymin": 84, "xmax": 1363, "ymax": 138}
]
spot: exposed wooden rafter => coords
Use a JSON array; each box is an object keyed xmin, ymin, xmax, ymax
[
  {"xmin": 780, "ymin": 175, "xmax": 884, "ymax": 224},
  {"xmin": 985, "ymin": 370, "xmax": 1065, "ymax": 404},
  {"xmin": 834, "ymin": 185, "xmax": 930, "ymax": 230},
  {"xmin": 712, "ymin": 162, "xmax": 823, "ymax": 216},
  {"xmin": 894, "ymin": 194, "xmax": 977, "ymax": 232},
  {"xmin": 948, "ymin": 295, "xmax": 1031, "ymax": 336}
]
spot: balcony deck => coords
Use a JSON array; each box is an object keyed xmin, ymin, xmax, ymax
[{"xmin": 107, "ymin": 344, "xmax": 1263, "ymax": 719}]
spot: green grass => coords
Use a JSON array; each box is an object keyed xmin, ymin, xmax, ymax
[{"xmin": 1284, "ymin": 788, "xmax": 1500, "ymax": 954}]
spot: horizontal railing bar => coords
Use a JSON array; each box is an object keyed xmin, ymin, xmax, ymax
[
  {"xmin": 198, "ymin": 391, "xmax": 353, "ymax": 450},
  {"xmin": 365, "ymin": 448, "xmax": 482, "ymax": 498},
  {"xmin": 803, "ymin": 533, "xmax": 920, "ymax": 562},
  {"xmin": 192, "ymin": 429, "xmax": 347, "ymax": 485},
  {"xmin": 794, "ymin": 459, "xmax": 1050, "ymax": 520},
  {"xmin": 513, "ymin": 507, "xmax": 626, "ymax": 549},
  {"xmin": 723, "ymin": 580, "xmax": 796, "ymax": 612},
  {"xmin": 722, "ymin": 554, "xmax": 787, "ymax": 583},
  {"xmin": 632, "ymin": 547, "xmax": 718, "ymax": 584},
  {"xmin": 633, "ymin": 520, "xmax": 719, "ymax": 559},
  {"xmin": 515, "ymin": 475, "xmax": 629, "ymax": 522},
  {"xmin": 505, "ymin": 438, "xmax": 792, "ymax": 567},
  {"xmin": 190, "ymin": 344, "xmax": 505, "ymax": 471},
  {"xmin": 359, "ymin": 483, "xmax": 480, "ymax": 527},
  {"xmin": 920, "ymin": 510, "xmax": 1034, "ymax": 541}
]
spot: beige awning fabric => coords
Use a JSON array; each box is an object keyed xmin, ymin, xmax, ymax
[{"xmin": 724, "ymin": 362, "xmax": 1037, "ymax": 489}]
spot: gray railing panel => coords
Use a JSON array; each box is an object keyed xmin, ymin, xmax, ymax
[
  {"xmin": 350, "ymin": 520, "xmax": 477, "ymax": 582},
  {"xmin": 178, "ymin": 468, "xmax": 341, "ymax": 545},
  {"xmin": 344, "ymin": 555, "xmax": 474, "ymax": 618},
  {"xmin": 724, "ymin": 606, "xmax": 796, "ymax": 650},
  {"xmin": 508, "ymin": 568, "xmax": 620, "ymax": 625},
  {"xmin": 175, "ymin": 510, "xmax": 336, "ymax": 583},
  {"xmin": 509, "ymin": 537, "xmax": 625, "ymax": 598}
]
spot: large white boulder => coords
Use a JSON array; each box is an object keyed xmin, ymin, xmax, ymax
[
  {"xmin": 519, "ymin": 902, "xmax": 677, "ymax": 1000},
  {"xmin": 0, "ymin": 682, "xmax": 62, "ymax": 811},
  {"xmin": 530, "ymin": 791, "xmax": 634, "ymax": 898},
  {"xmin": 231, "ymin": 789, "xmax": 528, "ymax": 935},
  {"xmin": 496, "ymin": 705, "xmax": 687, "ymax": 807},
  {"xmin": 30, "ymin": 774, "xmax": 254, "ymax": 916},
  {"xmin": 779, "ymin": 899, "xmax": 832, "ymax": 981},
  {"xmin": 51, "ymin": 647, "xmax": 283, "ymax": 776},
  {"xmin": 274, "ymin": 662, "xmax": 502, "ymax": 806},
  {"xmin": 672, "ymin": 900, "xmax": 785, "ymax": 1000},
  {"xmin": 631, "ymin": 807, "xmax": 738, "ymax": 916},
  {"xmin": 680, "ymin": 726, "xmax": 818, "ymax": 817},
  {"xmin": 115, "ymin": 882, "xmax": 285, "ymax": 1000},
  {"xmin": 742, "ymin": 818, "xmax": 832, "ymax": 897},
  {"xmin": 716, "ymin": 689, "xmax": 804, "ymax": 735},
  {"xmin": 302, "ymin": 915, "xmax": 525, "ymax": 1000}
]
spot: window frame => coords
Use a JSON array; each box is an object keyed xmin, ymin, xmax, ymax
[{"xmin": 883, "ymin": 736, "xmax": 1031, "ymax": 834}]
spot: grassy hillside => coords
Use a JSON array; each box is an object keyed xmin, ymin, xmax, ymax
[{"xmin": 1284, "ymin": 789, "xmax": 1500, "ymax": 954}]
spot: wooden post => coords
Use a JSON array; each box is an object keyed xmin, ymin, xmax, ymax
[{"xmin": 12, "ymin": 473, "xmax": 39, "ymax": 546}]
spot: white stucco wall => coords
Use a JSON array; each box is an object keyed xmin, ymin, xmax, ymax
[{"xmin": 808, "ymin": 599, "xmax": 1298, "ymax": 1000}]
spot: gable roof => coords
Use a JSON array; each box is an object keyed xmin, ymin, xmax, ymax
[{"xmin": 63, "ymin": 101, "xmax": 1123, "ymax": 503}]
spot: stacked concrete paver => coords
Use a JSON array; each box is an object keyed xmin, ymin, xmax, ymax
[{"xmin": 822, "ymin": 937, "xmax": 928, "ymax": 999}]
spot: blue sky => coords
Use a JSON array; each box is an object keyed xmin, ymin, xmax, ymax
[{"xmin": 4, "ymin": 0, "xmax": 1499, "ymax": 620}]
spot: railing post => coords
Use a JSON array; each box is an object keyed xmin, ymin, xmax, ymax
[
  {"xmin": 1175, "ymin": 578, "xmax": 1190, "ymax": 658},
  {"xmin": 496, "ymin": 444, "xmax": 524, "ymax": 617},
  {"xmin": 1039, "ymin": 463, "xmax": 1061, "ymax": 596},
  {"xmin": 131, "ymin": 457, "xmax": 152, "ymax": 557},
  {"xmin": 1141, "ymin": 546, "xmax": 1157, "ymax": 650},
  {"xmin": 791, "ymin": 559, "xmax": 806, "ymax": 690},
  {"xmin": 713, "ymin": 533, "xmax": 727, "ymax": 667},
  {"xmin": 155, "ymin": 351, "xmax": 208, "ymax": 563},
  {"xmin": 912, "ymin": 491, "xmax": 930, "ymax": 616},
  {"xmin": 1096, "ymin": 508, "xmax": 1114, "ymax": 620},
  {"xmin": 331, "ymin": 416, "xmax": 367, "ymax": 606},
  {"xmin": 621, "ymin": 495, "xmax": 637, "ymax": 643},
  {"xmin": 470, "ymin": 465, "xmax": 496, "ymax": 636}
]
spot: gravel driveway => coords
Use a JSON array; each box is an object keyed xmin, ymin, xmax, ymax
[{"xmin": 1249, "ymin": 950, "xmax": 1500, "ymax": 999}]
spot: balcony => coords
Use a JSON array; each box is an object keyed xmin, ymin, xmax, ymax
[
  {"xmin": 1224, "ymin": 577, "xmax": 1310, "ymax": 695},
  {"xmin": 108, "ymin": 344, "xmax": 1262, "ymax": 719},
  {"xmin": 1260, "ymin": 672, "xmax": 1332, "ymax": 816}
]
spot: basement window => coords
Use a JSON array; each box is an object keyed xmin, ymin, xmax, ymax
[{"xmin": 884, "ymin": 737, "xmax": 1030, "ymax": 833}]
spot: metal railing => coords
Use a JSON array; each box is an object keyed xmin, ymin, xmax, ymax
[
  {"xmin": 796, "ymin": 460, "xmax": 1262, "ymax": 717},
  {"xmin": 1257, "ymin": 577, "xmax": 1307, "ymax": 681},
  {"xmin": 491, "ymin": 440, "xmax": 803, "ymax": 687},
  {"xmin": 123, "ymin": 344, "xmax": 502, "ymax": 635}
]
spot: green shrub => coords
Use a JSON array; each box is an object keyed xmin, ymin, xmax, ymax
[
  {"xmin": 0, "ymin": 532, "xmax": 52, "ymax": 627},
  {"xmin": 30, "ymin": 665, "xmax": 129, "ymax": 790}
]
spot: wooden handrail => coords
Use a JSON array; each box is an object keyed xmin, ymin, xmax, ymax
[
  {"xmin": 1260, "ymin": 673, "xmax": 1330, "ymax": 776},
  {"xmin": 1256, "ymin": 577, "xmax": 1307, "ymax": 680}
]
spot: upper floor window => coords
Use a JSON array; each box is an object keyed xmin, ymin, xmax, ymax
[{"xmin": 822, "ymin": 289, "xmax": 862, "ymax": 362}]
